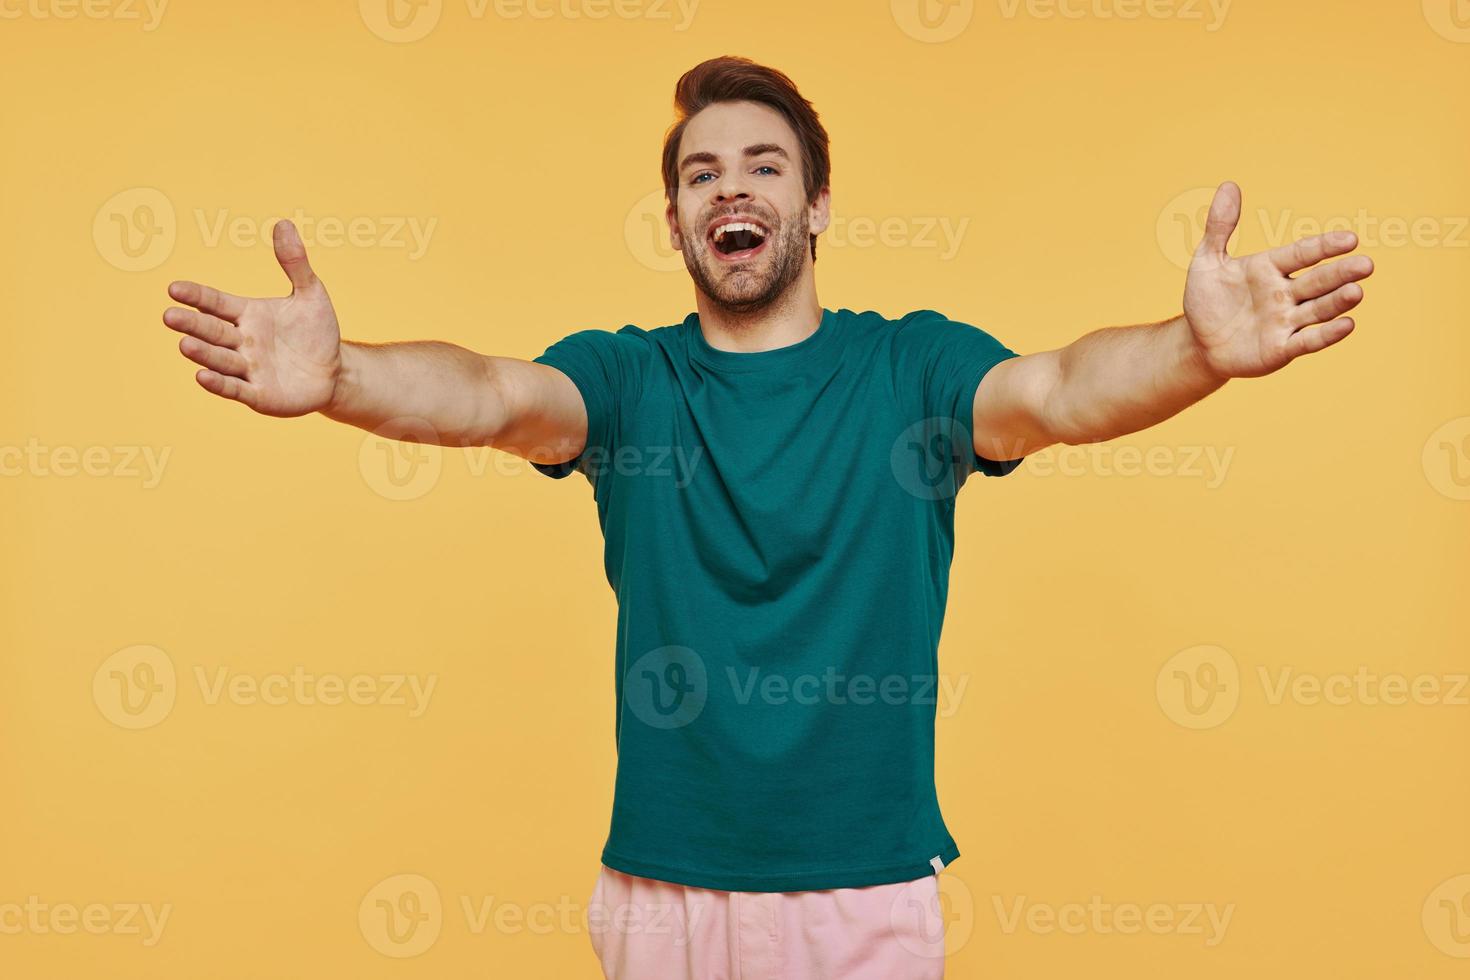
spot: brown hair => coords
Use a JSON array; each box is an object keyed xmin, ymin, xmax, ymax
[{"xmin": 661, "ymin": 56, "xmax": 831, "ymax": 262}]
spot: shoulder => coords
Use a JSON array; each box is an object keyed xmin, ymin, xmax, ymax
[
  {"xmin": 823, "ymin": 307, "xmax": 951, "ymax": 345},
  {"xmin": 853, "ymin": 308, "xmax": 1000, "ymax": 356}
]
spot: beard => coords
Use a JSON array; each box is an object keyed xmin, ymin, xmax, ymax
[{"xmin": 680, "ymin": 206, "xmax": 809, "ymax": 316}]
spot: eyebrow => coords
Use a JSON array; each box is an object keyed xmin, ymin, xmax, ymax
[{"xmin": 678, "ymin": 143, "xmax": 790, "ymax": 173}]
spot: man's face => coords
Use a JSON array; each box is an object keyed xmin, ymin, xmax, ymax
[{"xmin": 668, "ymin": 100, "xmax": 829, "ymax": 314}]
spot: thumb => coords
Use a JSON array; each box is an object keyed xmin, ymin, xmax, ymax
[
  {"xmin": 1195, "ymin": 180, "xmax": 1241, "ymax": 261},
  {"xmin": 273, "ymin": 219, "xmax": 318, "ymax": 292}
]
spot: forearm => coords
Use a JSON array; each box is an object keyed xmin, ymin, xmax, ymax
[
  {"xmin": 321, "ymin": 339, "xmax": 513, "ymax": 447},
  {"xmin": 1042, "ymin": 314, "xmax": 1226, "ymax": 445}
]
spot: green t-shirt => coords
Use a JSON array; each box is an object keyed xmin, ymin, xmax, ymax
[{"xmin": 532, "ymin": 306, "xmax": 1022, "ymax": 892}]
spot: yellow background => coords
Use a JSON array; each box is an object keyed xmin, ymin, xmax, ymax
[{"xmin": 2, "ymin": 0, "xmax": 1467, "ymax": 977}]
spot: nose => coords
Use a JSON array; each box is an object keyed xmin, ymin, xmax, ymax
[{"xmin": 712, "ymin": 171, "xmax": 751, "ymax": 204}]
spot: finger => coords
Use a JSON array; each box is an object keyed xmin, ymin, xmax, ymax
[
  {"xmin": 1268, "ymin": 229, "xmax": 1358, "ymax": 275},
  {"xmin": 1290, "ymin": 255, "xmax": 1374, "ymax": 302},
  {"xmin": 195, "ymin": 369, "xmax": 259, "ymax": 408},
  {"xmin": 167, "ymin": 280, "xmax": 247, "ymax": 322},
  {"xmin": 178, "ymin": 335, "xmax": 249, "ymax": 378},
  {"xmin": 1195, "ymin": 181, "xmax": 1241, "ymax": 260},
  {"xmin": 162, "ymin": 306, "xmax": 241, "ymax": 349},
  {"xmin": 1292, "ymin": 281, "xmax": 1365, "ymax": 328},
  {"xmin": 273, "ymin": 219, "xmax": 318, "ymax": 292},
  {"xmin": 1285, "ymin": 316, "xmax": 1354, "ymax": 360}
]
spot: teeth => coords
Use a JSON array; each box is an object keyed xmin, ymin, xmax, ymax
[{"xmin": 713, "ymin": 221, "xmax": 766, "ymax": 241}]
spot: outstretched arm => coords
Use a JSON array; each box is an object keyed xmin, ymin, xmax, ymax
[
  {"xmin": 972, "ymin": 182, "xmax": 1374, "ymax": 461},
  {"xmin": 162, "ymin": 220, "xmax": 588, "ymax": 463}
]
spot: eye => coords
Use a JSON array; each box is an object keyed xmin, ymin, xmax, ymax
[
  {"xmin": 754, "ymin": 166, "xmax": 778, "ymax": 175},
  {"xmin": 691, "ymin": 172, "xmax": 714, "ymax": 185}
]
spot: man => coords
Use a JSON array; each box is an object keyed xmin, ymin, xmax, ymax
[{"xmin": 161, "ymin": 55, "xmax": 1371, "ymax": 979}]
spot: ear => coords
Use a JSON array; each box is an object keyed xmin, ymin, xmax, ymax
[
  {"xmin": 808, "ymin": 186, "xmax": 831, "ymax": 237},
  {"xmin": 666, "ymin": 199, "xmax": 685, "ymax": 252}
]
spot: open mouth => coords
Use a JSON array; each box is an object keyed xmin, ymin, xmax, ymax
[{"xmin": 708, "ymin": 218, "xmax": 769, "ymax": 263}]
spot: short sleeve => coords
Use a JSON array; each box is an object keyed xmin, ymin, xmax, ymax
[
  {"xmin": 530, "ymin": 326, "xmax": 648, "ymax": 484},
  {"xmin": 891, "ymin": 310, "xmax": 1025, "ymax": 479}
]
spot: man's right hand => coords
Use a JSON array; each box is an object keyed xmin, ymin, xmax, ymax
[{"xmin": 164, "ymin": 220, "xmax": 342, "ymax": 418}]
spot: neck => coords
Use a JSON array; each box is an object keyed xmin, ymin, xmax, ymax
[{"xmin": 693, "ymin": 274, "xmax": 823, "ymax": 353}]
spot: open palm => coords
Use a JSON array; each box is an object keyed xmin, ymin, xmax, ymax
[
  {"xmin": 163, "ymin": 220, "xmax": 341, "ymax": 417},
  {"xmin": 1183, "ymin": 181, "xmax": 1373, "ymax": 379}
]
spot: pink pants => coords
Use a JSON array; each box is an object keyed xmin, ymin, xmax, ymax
[{"xmin": 586, "ymin": 864, "xmax": 947, "ymax": 979}]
